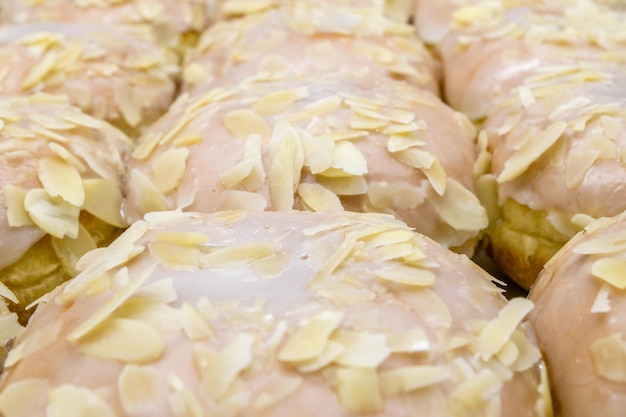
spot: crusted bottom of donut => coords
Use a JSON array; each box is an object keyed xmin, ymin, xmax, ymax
[
  {"xmin": 486, "ymin": 198, "xmax": 569, "ymax": 290},
  {"xmin": 0, "ymin": 212, "xmax": 123, "ymax": 324}
]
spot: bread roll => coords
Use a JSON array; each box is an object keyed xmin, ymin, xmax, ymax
[
  {"xmin": 0, "ymin": 94, "xmax": 132, "ymax": 321},
  {"xmin": 478, "ymin": 62, "xmax": 626, "ymax": 288},
  {"xmin": 0, "ymin": 209, "xmax": 551, "ymax": 417},
  {"xmin": 529, "ymin": 211, "xmax": 626, "ymax": 417},
  {"xmin": 0, "ymin": 0, "xmax": 210, "ymax": 51},
  {"xmin": 123, "ymin": 72, "xmax": 487, "ymax": 255},
  {"xmin": 0, "ymin": 23, "xmax": 179, "ymax": 137},
  {"xmin": 183, "ymin": 7, "xmax": 439, "ymax": 94},
  {"xmin": 437, "ymin": 0, "xmax": 626, "ymax": 121}
]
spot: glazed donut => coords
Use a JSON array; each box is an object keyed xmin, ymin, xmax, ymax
[
  {"xmin": 123, "ymin": 72, "xmax": 487, "ymax": 255},
  {"xmin": 436, "ymin": 0, "xmax": 626, "ymax": 121},
  {"xmin": 0, "ymin": 209, "xmax": 550, "ymax": 417},
  {"xmin": 478, "ymin": 62, "xmax": 626, "ymax": 289},
  {"xmin": 528, "ymin": 211, "xmax": 626, "ymax": 417},
  {"xmin": 0, "ymin": 0, "xmax": 211, "ymax": 52},
  {"xmin": 0, "ymin": 23, "xmax": 179, "ymax": 137},
  {"xmin": 182, "ymin": 7, "xmax": 439, "ymax": 94},
  {"xmin": 0, "ymin": 94, "xmax": 132, "ymax": 321}
]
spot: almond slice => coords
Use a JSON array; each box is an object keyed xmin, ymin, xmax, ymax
[
  {"xmin": 38, "ymin": 156, "xmax": 85, "ymax": 206},
  {"xmin": 48, "ymin": 385, "xmax": 117, "ymax": 417},
  {"xmin": 336, "ymin": 368, "xmax": 383, "ymax": 413},
  {"xmin": 278, "ymin": 310, "xmax": 344, "ymax": 362},
  {"xmin": 223, "ymin": 109, "xmax": 271, "ymax": 140},
  {"xmin": 24, "ymin": 188, "xmax": 80, "ymax": 239},
  {"xmin": 82, "ymin": 178, "xmax": 126, "ymax": 228},
  {"xmin": 151, "ymin": 147, "xmax": 189, "ymax": 193},
  {"xmin": 380, "ymin": 366, "xmax": 449, "ymax": 395},
  {"xmin": 590, "ymin": 333, "xmax": 626, "ymax": 382},
  {"xmin": 332, "ymin": 330, "xmax": 390, "ymax": 368}
]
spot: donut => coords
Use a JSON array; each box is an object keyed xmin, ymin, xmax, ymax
[
  {"xmin": 436, "ymin": 0, "xmax": 626, "ymax": 121},
  {"xmin": 0, "ymin": 209, "xmax": 550, "ymax": 417},
  {"xmin": 528, "ymin": 211, "xmax": 626, "ymax": 417},
  {"xmin": 0, "ymin": 23, "xmax": 179, "ymax": 137},
  {"xmin": 0, "ymin": 94, "xmax": 132, "ymax": 321},
  {"xmin": 477, "ymin": 62, "xmax": 626, "ymax": 289},
  {"xmin": 123, "ymin": 72, "xmax": 487, "ymax": 255},
  {"xmin": 0, "ymin": 0, "xmax": 211, "ymax": 52},
  {"xmin": 182, "ymin": 7, "xmax": 439, "ymax": 94}
]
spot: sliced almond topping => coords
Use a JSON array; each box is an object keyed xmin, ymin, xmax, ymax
[
  {"xmin": 392, "ymin": 148, "xmax": 446, "ymax": 195},
  {"xmin": 573, "ymin": 232, "xmax": 626, "ymax": 255},
  {"xmin": 429, "ymin": 179, "xmax": 488, "ymax": 232},
  {"xmin": 24, "ymin": 188, "xmax": 80, "ymax": 239},
  {"xmin": 182, "ymin": 302, "xmax": 215, "ymax": 340},
  {"xmin": 0, "ymin": 281, "xmax": 18, "ymax": 305},
  {"xmin": 223, "ymin": 109, "xmax": 271, "ymax": 140},
  {"xmin": 387, "ymin": 328, "xmax": 430, "ymax": 353},
  {"xmin": 565, "ymin": 148, "xmax": 600, "ymax": 189},
  {"xmin": 497, "ymin": 121, "xmax": 567, "ymax": 183},
  {"xmin": 476, "ymin": 298, "xmax": 534, "ymax": 361},
  {"xmin": 38, "ymin": 156, "xmax": 84, "ymax": 207},
  {"xmin": 201, "ymin": 333, "xmax": 254, "ymax": 400},
  {"xmin": 48, "ymin": 385, "xmax": 117, "ymax": 417},
  {"xmin": 375, "ymin": 264, "xmax": 436, "ymax": 287},
  {"xmin": 286, "ymin": 95, "xmax": 342, "ymax": 122},
  {"xmin": 20, "ymin": 51, "xmax": 58, "ymax": 90},
  {"xmin": 592, "ymin": 257, "xmax": 626, "ymax": 289},
  {"xmin": 115, "ymin": 79, "xmax": 142, "ymax": 128},
  {"xmin": 509, "ymin": 328, "xmax": 541, "ymax": 372},
  {"xmin": 173, "ymin": 131, "xmax": 203, "ymax": 148},
  {"xmin": 149, "ymin": 241, "xmax": 201, "ymax": 268},
  {"xmin": 82, "ymin": 178, "xmax": 126, "ymax": 228},
  {"xmin": 218, "ymin": 190, "xmax": 267, "ymax": 212},
  {"xmin": 151, "ymin": 148, "xmax": 189, "ymax": 193},
  {"xmin": 317, "ymin": 130, "xmax": 370, "ymax": 142},
  {"xmin": 316, "ymin": 175, "xmax": 368, "ymax": 196},
  {"xmin": 268, "ymin": 122, "xmax": 304, "ymax": 210},
  {"xmin": 251, "ymin": 374, "xmax": 303, "ymax": 410},
  {"xmin": 295, "ymin": 340, "xmax": 345, "ymax": 373},
  {"xmin": 380, "ymin": 366, "xmax": 449, "ymax": 396},
  {"xmin": 590, "ymin": 333, "xmax": 626, "ymax": 382},
  {"xmin": 0, "ymin": 379, "xmax": 49, "ymax": 417},
  {"xmin": 115, "ymin": 296, "xmax": 182, "ymax": 333},
  {"xmin": 278, "ymin": 310, "xmax": 344, "ymax": 362},
  {"xmin": 130, "ymin": 169, "xmax": 170, "ymax": 215},
  {"xmin": 601, "ymin": 116, "xmax": 621, "ymax": 140},
  {"xmin": 332, "ymin": 330, "xmax": 391, "ymax": 368},
  {"xmin": 365, "ymin": 230, "xmax": 413, "ymax": 247},
  {"xmin": 48, "ymin": 142, "xmax": 87, "ymax": 173},
  {"xmin": 51, "ymin": 222, "xmax": 98, "ymax": 276},
  {"xmin": 336, "ymin": 367, "xmax": 383, "ymax": 413},
  {"xmin": 331, "ymin": 141, "xmax": 368, "ymax": 176},
  {"xmin": 251, "ymin": 88, "xmax": 308, "ymax": 115},
  {"xmin": 168, "ymin": 375, "xmax": 203, "ymax": 417},
  {"xmin": 199, "ymin": 242, "xmax": 276, "ymax": 268},
  {"xmin": 386, "ymin": 134, "xmax": 425, "ymax": 152},
  {"xmin": 76, "ymin": 317, "xmax": 164, "ymax": 363},
  {"xmin": 448, "ymin": 369, "xmax": 502, "ymax": 417},
  {"xmin": 118, "ymin": 365, "xmax": 163, "ymax": 415},
  {"xmin": 591, "ymin": 283, "xmax": 611, "ymax": 313},
  {"xmin": 517, "ymin": 86, "xmax": 536, "ymax": 108},
  {"xmin": 301, "ymin": 135, "xmax": 334, "ymax": 174},
  {"xmin": 220, "ymin": 159, "xmax": 254, "ymax": 189},
  {"xmin": 297, "ymin": 183, "xmax": 343, "ymax": 212},
  {"xmin": 4, "ymin": 184, "xmax": 34, "ymax": 227},
  {"xmin": 349, "ymin": 111, "xmax": 388, "ymax": 130},
  {"xmin": 310, "ymin": 233, "xmax": 358, "ymax": 285}
]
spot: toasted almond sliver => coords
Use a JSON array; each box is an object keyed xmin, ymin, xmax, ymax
[
  {"xmin": 201, "ymin": 333, "xmax": 254, "ymax": 400},
  {"xmin": 48, "ymin": 385, "xmax": 117, "ymax": 417},
  {"xmin": 20, "ymin": 51, "xmax": 58, "ymax": 90},
  {"xmin": 295, "ymin": 340, "xmax": 345, "ymax": 373},
  {"xmin": 223, "ymin": 109, "xmax": 271, "ymax": 140},
  {"xmin": 118, "ymin": 365, "xmax": 163, "ymax": 415},
  {"xmin": 590, "ymin": 333, "xmax": 626, "ymax": 382},
  {"xmin": 251, "ymin": 89, "xmax": 306, "ymax": 115},
  {"xmin": 4, "ymin": 184, "xmax": 34, "ymax": 227},
  {"xmin": 573, "ymin": 232, "xmax": 626, "ymax": 255},
  {"xmin": 39, "ymin": 156, "xmax": 85, "ymax": 206},
  {"xmin": 278, "ymin": 310, "xmax": 345, "ymax": 362},
  {"xmin": 51, "ymin": 222, "xmax": 98, "ymax": 276},
  {"xmin": 267, "ymin": 122, "xmax": 304, "ymax": 210},
  {"xmin": 182, "ymin": 302, "xmax": 215, "ymax": 340}
]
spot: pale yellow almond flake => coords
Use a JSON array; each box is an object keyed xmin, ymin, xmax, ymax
[
  {"xmin": 336, "ymin": 367, "xmax": 383, "ymax": 413},
  {"xmin": 332, "ymin": 330, "xmax": 391, "ymax": 368},
  {"xmin": 429, "ymin": 179, "xmax": 488, "ymax": 232},
  {"xmin": 76, "ymin": 317, "xmax": 164, "ymax": 363},
  {"xmin": 387, "ymin": 328, "xmax": 430, "ymax": 353},
  {"xmin": 278, "ymin": 310, "xmax": 345, "ymax": 362},
  {"xmin": 331, "ymin": 141, "xmax": 368, "ymax": 176},
  {"xmin": 592, "ymin": 257, "xmax": 626, "ymax": 289},
  {"xmin": 182, "ymin": 302, "xmax": 215, "ymax": 340},
  {"xmin": 220, "ymin": 158, "xmax": 254, "ymax": 189},
  {"xmin": 151, "ymin": 147, "xmax": 189, "ymax": 193},
  {"xmin": 4, "ymin": 184, "xmax": 34, "ymax": 227},
  {"xmin": 392, "ymin": 148, "xmax": 446, "ymax": 195},
  {"xmin": 350, "ymin": 111, "xmax": 388, "ymax": 130},
  {"xmin": 565, "ymin": 148, "xmax": 600, "ymax": 189},
  {"xmin": 81, "ymin": 178, "xmax": 126, "ymax": 228},
  {"xmin": 297, "ymin": 183, "xmax": 343, "ymax": 212},
  {"xmin": 448, "ymin": 369, "xmax": 502, "ymax": 417},
  {"xmin": 267, "ymin": 122, "xmax": 304, "ymax": 210},
  {"xmin": 39, "ymin": 156, "xmax": 85, "ymax": 206},
  {"xmin": 152, "ymin": 231, "xmax": 210, "ymax": 245},
  {"xmin": 48, "ymin": 142, "xmax": 87, "ymax": 173},
  {"xmin": 199, "ymin": 241, "xmax": 276, "ymax": 268},
  {"xmin": 476, "ymin": 298, "xmax": 534, "ymax": 361},
  {"xmin": 118, "ymin": 365, "xmax": 163, "ymax": 415},
  {"xmin": 301, "ymin": 135, "xmax": 334, "ymax": 174},
  {"xmin": 0, "ymin": 379, "xmax": 50, "ymax": 417},
  {"xmin": 20, "ymin": 51, "xmax": 58, "ymax": 90},
  {"xmin": 223, "ymin": 109, "xmax": 271, "ymax": 140},
  {"xmin": 24, "ymin": 188, "xmax": 80, "ymax": 239},
  {"xmin": 251, "ymin": 88, "xmax": 308, "ymax": 115},
  {"xmin": 130, "ymin": 169, "xmax": 170, "ymax": 215},
  {"xmin": 601, "ymin": 115, "xmax": 621, "ymax": 140},
  {"xmin": 591, "ymin": 283, "xmax": 611, "ymax": 314},
  {"xmin": 48, "ymin": 385, "xmax": 117, "ymax": 417},
  {"xmin": 375, "ymin": 264, "xmax": 436, "ymax": 287},
  {"xmin": 498, "ymin": 122, "xmax": 567, "ymax": 183},
  {"xmin": 380, "ymin": 366, "xmax": 449, "ymax": 396},
  {"xmin": 573, "ymin": 232, "xmax": 626, "ymax": 255},
  {"xmin": 316, "ymin": 175, "xmax": 368, "ymax": 196},
  {"xmin": 386, "ymin": 134, "xmax": 426, "ymax": 152},
  {"xmin": 590, "ymin": 333, "xmax": 626, "ymax": 382},
  {"xmin": 0, "ymin": 281, "xmax": 18, "ymax": 304},
  {"xmin": 285, "ymin": 95, "xmax": 342, "ymax": 122},
  {"xmin": 295, "ymin": 340, "xmax": 345, "ymax": 373}
]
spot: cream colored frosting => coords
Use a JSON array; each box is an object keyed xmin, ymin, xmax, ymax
[
  {"xmin": 529, "ymin": 211, "xmax": 626, "ymax": 417},
  {"xmin": 436, "ymin": 0, "xmax": 626, "ymax": 120},
  {"xmin": 480, "ymin": 63, "xmax": 626, "ymax": 239},
  {"xmin": 0, "ymin": 210, "xmax": 550, "ymax": 417},
  {"xmin": 0, "ymin": 94, "xmax": 132, "ymax": 271},
  {"xmin": 123, "ymin": 72, "xmax": 487, "ymax": 254},
  {"xmin": 0, "ymin": 0, "xmax": 210, "ymax": 49},
  {"xmin": 183, "ymin": 8, "xmax": 439, "ymax": 94},
  {"xmin": 0, "ymin": 23, "xmax": 179, "ymax": 137}
]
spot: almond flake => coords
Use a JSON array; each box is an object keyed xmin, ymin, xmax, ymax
[
  {"xmin": 130, "ymin": 169, "xmax": 170, "ymax": 215},
  {"xmin": 301, "ymin": 135, "xmax": 334, "ymax": 174},
  {"xmin": 591, "ymin": 283, "xmax": 612, "ymax": 313},
  {"xmin": 251, "ymin": 88, "xmax": 308, "ymax": 115},
  {"xmin": 38, "ymin": 156, "xmax": 85, "ymax": 206},
  {"xmin": 375, "ymin": 265, "xmax": 436, "ymax": 287},
  {"xmin": 168, "ymin": 375, "xmax": 203, "ymax": 417},
  {"xmin": 386, "ymin": 134, "xmax": 425, "ymax": 152},
  {"xmin": 476, "ymin": 298, "xmax": 534, "ymax": 361},
  {"xmin": 82, "ymin": 178, "xmax": 126, "ymax": 228},
  {"xmin": 509, "ymin": 328, "xmax": 542, "ymax": 372},
  {"xmin": 285, "ymin": 95, "xmax": 342, "ymax": 122},
  {"xmin": 220, "ymin": 159, "xmax": 254, "ymax": 189},
  {"xmin": 223, "ymin": 109, "xmax": 271, "ymax": 140},
  {"xmin": 565, "ymin": 148, "xmax": 600, "ymax": 189},
  {"xmin": 387, "ymin": 329, "xmax": 430, "ymax": 353},
  {"xmin": 48, "ymin": 142, "xmax": 87, "ymax": 173},
  {"xmin": 24, "ymin": 188, "xmax": 80, "ymax": 239},
  {"xmin": 199, "ymin": 242, "xmax": 276, "ymax": 268},
  {"xmin": 497, "ymin": 121, "xmax": 567, "ymax": 183},
  {"xmin": 518, "ymin": 86, "xmax": 536, "ymax": 108},
  {"xmin": 278, "ymin": 310, "xmax": 344, "ymax": 362},
  {"xmin": 332, "ymin": 330, "xmax": 391, "ymax": 368},
  {"xmin": 380, "ymin": 366, "xmax": 449, "ymax": 396},
  {"xmin": 573, "ymin": 232, "xmax": 626, "ymax": 255},
  {"xmin": 316, "ymin": 175, "xmax": 368, "ymax": 196},
  {"xmin": 182, "ymin": 302, "xmax": 215, "ymax": 340},
  {"xmin": 115, "ymin": 79, "xmax": 142, "ymax": 128},
  {"xmin": 20, "ymin": 51, "xmax": 58, "ymax": 90},
  {"xmin": 76, "ymin": 317, "xmax": 164, "ymax": 363},
  {"xmin": 295, "ymin": 340, "xmax": 345, "ymax": 373},
  {"xmin": 349, "ymin": 111, "xmax": 388, "ymax": 130},
  {"xmin": 331, "ymin": 141, "xmax": 368, "ymax": 176},
  {"xmin": 48, "ymin": 385, "xmax": 117, "ymax": 417},
  {"xmin": 0, "ymin": 379, "xmax": 49, "ymax": 417},
  {"xmin": 592, "ymin": 257, "xmax": 626, "ymax": 289},
  {"xmin": 317, "ymin": 130, "xmax": 370, "ymax": 142},
  {"xmin": 201, "ymin": 333, "xmax": 254, "ymax": 400},
  {"xmin": 151, "ymin": 147, "xmax": 189, "ymax": 193},
  {"xmin": 118, "ymin": 365, "xmax": 163, "ymax": 415},
  {"xmin": 4, "ymin": 184, "xmax": 34, "ymax": 227},
  {"xmin": 590, "ymin": 333, "xmax": 626, "ymax": 382},
  {"xmin": 392, "ymin": 148, "xmax": 446, "ymax": 195},
  {"xmin": 336, "ymin": 367, "xmax": 383, "ymax": 413},
  {"xmin": 429, "ymin": 179, "xmax": 488, "ymax": 232},
  {"xmin": 297, "ymin": 183, "xmax": 343, "ymax": 212},
  {"xmin": 267, "ymin": 122, "xmax": 304, "ymax": 210},
  {"xmin": 218, "ymin": 190, "xmax": 267, "ymax": 211},
  {"xmin": 365, "ymin": 230, "xmax": 413, "ymax": 247},
  {"xmin": 448, "ymin": 369, "xmax": 502, "ymax": 417},
  {"xmin": 251, "ymin": 374, "xmax": 303, "ymax": 410},
  {"xmin": 310, "ymin": 233, "xmax": 357, "ymax": 285},
  {"xmin": 51, "ymin": 223, "xmax": 98, "ymax": 276},
  {"xmin": 115, "ymin": 297, "xmax": 182, "ymax": 333},
  {"xmin": 149, "ymin": 241, "xmax": 201, "ymax": 268}
]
